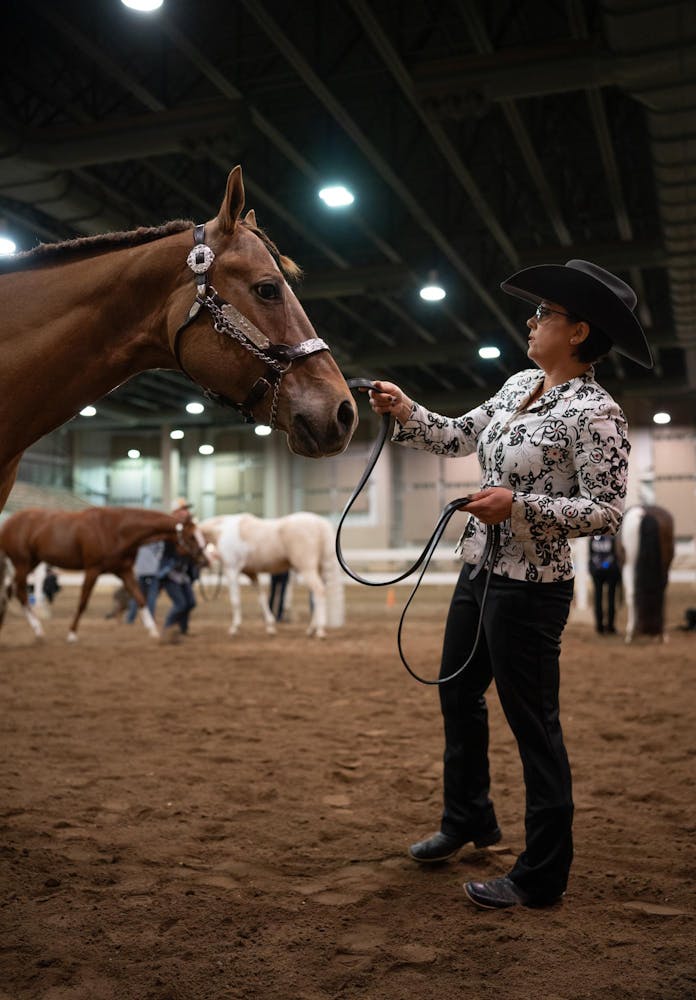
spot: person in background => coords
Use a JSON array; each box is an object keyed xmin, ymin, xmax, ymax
[
  {"xmin": 42, "ymin": 565, "xmax": 61, "ymax": 604},
  {"xmin": 158, "ymin": 498, "xmax": 198, "ymax": 642},
  {"xmin": 368, "ymin": 260, "xmax": 652, "ymax": 911},
  {"xmin": 269, "ymin": 571, "xmax": 290, "ymax": 621},
  {"xmin": 588, "ymin": 533, "xmax": 622, "ymax": 634},
  {"xmin": 125, "ymin": 540, "xmax": 164, "ymax": 624}
]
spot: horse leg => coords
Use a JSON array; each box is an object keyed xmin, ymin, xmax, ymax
[
  {"xmin": 32, "ymin": 562, "xmax": 49, "ymax": 619},
  {"xmin": 226, "ymin": 571, "xmax": 243, "ymax": 635},
  {"xmin": 303, "ymin": 570, "xmax": 327, "ymax": 639},
  {"xmin": 67, "ymin": 567, "xmax": 100, "ymax": 642},
  {"xmin": 120, "ymin": 568, "xmax": 158, "ymax": 639},
  {"xmin": 252, "ymin": 575, "xmax": 276, "ymax": 635},
  {"xmin": 622, "ymin": 565, "xmax": 635, "ymax": 643},
  {"xmin": 13, "ymin": 563, "xmax": 46, "ymax": 639}
]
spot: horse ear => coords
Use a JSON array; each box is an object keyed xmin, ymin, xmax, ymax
[
  {"xmin": 217, "ymin": 165, "xmax": 245, "ymax": 233},
  {"xmin": 244, "ymin": 208, "xmax": 257, "ymax": 229}
]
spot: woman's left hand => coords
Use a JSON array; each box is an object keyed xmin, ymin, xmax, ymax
[{"xmin": 460, "ymin": 487, "xmax": 513, "ymax": 524}]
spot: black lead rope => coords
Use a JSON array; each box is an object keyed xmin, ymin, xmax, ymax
[{"xmin": 335, "ymin": 378, "xmax": 500, "ymax": 686}]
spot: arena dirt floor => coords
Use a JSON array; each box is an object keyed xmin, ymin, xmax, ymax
[{"xmin": 1, "ymin": 577, "xmax": 695, "ymax": 1000}]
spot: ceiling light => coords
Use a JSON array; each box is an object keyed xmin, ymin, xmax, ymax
[
  {"xmin": 79, "ymin": 405, "xmax": 97, "ymax": 417},
  {"xmin": 478, "ymin": 346, "xmax": 500, "ymax": 359},
  {"xmin": 128, "ymin": 449, "xmax": 141, "ymax": 459},
  {"xmin": 0, "ymin": 236, "xmax": 16, "ymax": 255},
  {"xmin": 170, "ymin": 429, "xmax": 184, "ymax": 440},
  {"xmin": 255, "ymin": 424, "xmax": 272, "ymax": 437},
  {"xmin": 653, "ymin": 411, "xmax": 671, "ymax": 425},
  {"xmin": 186, "ymin": 402, "xmax": 204, "ymax": 414},
  {"xmin": 121, "ymin": 0, "xmax": 163, "ymax": 11},
  {"xmin": 199, "ymin": 444, "xmax": 214, "ymax": 455},
  {"xmin": 318, "ymin": 185, "xmax": 355, "ymax": 208},
  {"xmin": 419, "ymin": 270, "xmax": 446, "ymax": 301}
]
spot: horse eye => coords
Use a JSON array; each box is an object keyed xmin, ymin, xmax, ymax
[{"xmin": 255, "ymin": 282, "xmax": 280, "ymax": 301}]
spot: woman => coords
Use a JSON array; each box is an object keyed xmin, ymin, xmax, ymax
[{"xmin": 369, "ymin": 260, "xmax": 652, "ymax": 910}]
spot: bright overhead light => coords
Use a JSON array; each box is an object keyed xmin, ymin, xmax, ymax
[
  {"xmin": 128, "ymin": 449, "xmax": 141, "ymax": 459},
  {"xmin": 419, "ymin": 270, "xmax": 446, "ymax": 301},
  {"xmin": 79, "ymin": 405, "xmax": 97, "ymax": 417},
  {"xmin": 186, "ymin": 402, "xmax": 205, "ymax": 415},
  {"xmin": 255, "ymin": 424, "xmax": 272, "ymax": 437},
  {"xmin": 318, "ymin": 185, "xmax": 355, "ymax": 208},
  {"xmin": 478, "ymin": 346, "xmax": 501, "ymax": 360},
  {"xmin": 199, "ymin": 444, "xmax": 214, "ymax": 455},
  {"xmin": 0, "ymin": 236, "xmax": 16, "ymax": 255},
  {"xmin": 653, "ymin": 411, "xmax": 671, "ymax": 425},
  {"xmin": 121, "ymin": 0, "xmax": 163, "ymax": 11},
  {"xmin": 170, "ymin": 429, "xmax": 185, "ymax": 440},
  {"xmin": 419, "ymin": 283, "xmax": 446, "ymax": 302}
]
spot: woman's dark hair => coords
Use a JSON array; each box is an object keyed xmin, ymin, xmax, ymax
[{"xmin": 567, "ymin": 314, "xmax": 613, "ymax": 364}]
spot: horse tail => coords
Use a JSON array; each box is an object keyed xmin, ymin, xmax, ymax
[
  {"xmin": 319, "ymin": 517, "xmax": 345, "ymax": 628},
  {"xmin": 635, "ymin": 511, "xmax": 666, "ymax": 635}
]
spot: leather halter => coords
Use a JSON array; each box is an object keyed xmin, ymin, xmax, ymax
[{"xmin": 172, "ymin": 224, "xmax": 331, "ymax": 426}]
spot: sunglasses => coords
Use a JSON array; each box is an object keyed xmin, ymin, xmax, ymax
[{"xmin": 534, "ymin": 304, "xmax": 571, "ymax": 322}]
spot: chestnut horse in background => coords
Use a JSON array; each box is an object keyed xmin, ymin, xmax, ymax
[
  {"xmin": 0, "ymin": 164, "xmax": 356, "ymax": 511},
  {"xmin": 619, "ymin": 504, "xmax": 675, "ymax": 643},
  {"xmin": 0, "ymin": 506, "xmax": 206, "ymax": 642}
]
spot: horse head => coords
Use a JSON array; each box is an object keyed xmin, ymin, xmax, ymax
[
  {"xmin": 173, "ymin": 513, "xmax": 209, "ymax": 569},
  {"xmin": 167, "ymin": 166, "xmax": 357, "ymax": 458}
]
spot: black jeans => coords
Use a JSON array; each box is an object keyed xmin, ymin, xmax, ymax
[
  {"xmin": 591, "ymin": 569, "xmax": 620, "ymax": 632},
  {"xmin": 438, "ymin": 564, "xmax": 574, "ymax": 901}
]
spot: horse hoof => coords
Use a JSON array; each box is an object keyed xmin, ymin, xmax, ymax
[
  {"xmin": 265, "ymin": 627, "xmax": 277, "ymax": 636},
  {"xmin": 228, "ymin": 627, "xmax": 239, "ymax": 636},
  {"xmin": 67, "ymin": 632, "xmax": 78, "ymax": 643}
]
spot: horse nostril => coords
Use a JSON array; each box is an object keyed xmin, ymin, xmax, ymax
[{"xmin": 337, "ymin": 399, "xmax": 356, "ymax": 435}]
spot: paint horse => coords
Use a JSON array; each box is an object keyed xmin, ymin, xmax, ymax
[
  {"xmin": 619, "ymin": 504, "xmax": 675, "ymax": 643},
  {"xmin": 0, "ymin": 506, "xmax": 206, "ymax": 642},
  {"xmin": 200, "ymin": 512, "xmax": 344, "ymax": 639},
  {"xmin": 0, "ymin": 164, "xmax": 356, "ymax": 512}
]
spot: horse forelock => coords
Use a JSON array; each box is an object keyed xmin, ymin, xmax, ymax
[
  {"xmin": 240, "ymin": 219, "xmax": 302, "ymax": 285},
  {"xmin": 0, "ymin": 219, "xmax": 195, "ymax": 273}
]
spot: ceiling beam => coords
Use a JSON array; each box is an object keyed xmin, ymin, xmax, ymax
[
  {"xmin": 11, "ymin": 100, "xmax": 251, "ymax": 169},
  {"xmin": 412, "ymin": 39, "xmax": 696, "ymax": 103}
]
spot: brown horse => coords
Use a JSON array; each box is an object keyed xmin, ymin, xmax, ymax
[
  {"xmin": 0, "ymin": 506, "xmax": 206, "ymax": 642},
  {"xmin": 0, "ymin": 165, "xmax": 357, "ymax": 510}
]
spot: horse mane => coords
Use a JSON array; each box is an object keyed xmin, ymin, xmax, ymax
[
  {"xmin": 0, "ymin": 220, "xmax": 194, "ymax": 273},
  {"xmin": 0, "ymin": 217, "xmax": 302, "ymax": 283}
]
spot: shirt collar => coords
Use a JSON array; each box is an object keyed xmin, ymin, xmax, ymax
[{"xmin": 522, "ymin": 367, "xmax": 595, "ymax": 411}]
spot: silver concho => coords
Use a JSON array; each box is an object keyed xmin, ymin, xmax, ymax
[{"xmin": 187, "ymin": 243, "xmax": 215, "ymax": 274}]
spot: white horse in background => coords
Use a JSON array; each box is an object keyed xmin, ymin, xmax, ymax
[
  {"xmin": 619, "ymin": 504, "xmax": 674, "ymax": 643},
  {"xmin": 199, "ymin": 512, "xmax": 344, "ymax": 639}
]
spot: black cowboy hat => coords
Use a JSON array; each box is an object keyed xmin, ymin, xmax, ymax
[{"xmin": 500, "ymin": 259, "xmax": 653, "ymax": 368}]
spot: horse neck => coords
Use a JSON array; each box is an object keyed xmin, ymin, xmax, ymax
[
  {"xmin": 0, "ymin": 232, "xmax": 193, "ymax": 458},
  {"xmin": 117, "ymin": 513, "xmax": 176, "ymax": 550}
]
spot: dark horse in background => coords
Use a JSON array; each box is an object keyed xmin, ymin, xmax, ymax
[
  {"xmin": 0, "ymin": 165, "xmax": 357, "ymax": 512},
  {"xmin": 619, "ymin": 504, "xmax": 675, "ymax": 642},
  {"xmin": 0, "ymin": 506, "xmax": 206, "ymax": 642}
]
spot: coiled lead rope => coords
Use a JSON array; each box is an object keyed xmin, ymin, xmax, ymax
[{"xmin": 335, "ymin": 378, "xmax": 500, "ymax": 686}]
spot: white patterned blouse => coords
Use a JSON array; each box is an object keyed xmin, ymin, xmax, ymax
[{"xmin": 391, "ymin": 367, "xmax": 630, "ymax": 582}]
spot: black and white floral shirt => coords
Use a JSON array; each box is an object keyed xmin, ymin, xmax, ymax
[{"xmin": 392, "ymin": 368, "xmax": 630, "ymax": 582}]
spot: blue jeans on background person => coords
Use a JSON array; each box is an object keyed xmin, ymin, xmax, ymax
[
  {"xmin": 125, "ymin": 574, "xmax": 160, "ymax": 624},
  {"xmin": 162, "ymin": 578, "xmax": 196, "ymax": 633}
]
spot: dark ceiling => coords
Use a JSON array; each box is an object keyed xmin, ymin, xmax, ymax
[{"xmin": 3, "ymin": 0, "xmax": 696, "ymax": 432}]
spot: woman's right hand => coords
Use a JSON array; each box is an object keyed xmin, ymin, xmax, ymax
[{"xmin": 367, "ymin": 380, "xmax": 414, "ymax": 424}]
